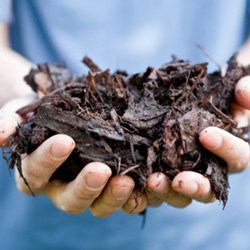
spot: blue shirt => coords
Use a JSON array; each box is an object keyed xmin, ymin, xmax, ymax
[
  {"xmin": 0, "ymin": 1, "xmax": 250, "ymax": 249},
  {"xmin": 1, "ymin": 0, "xmax": 249, "ymax": 74}
]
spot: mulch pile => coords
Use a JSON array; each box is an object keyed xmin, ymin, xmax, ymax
[{"xmin": 4, "ymin": 54, "xmax": 250, "ymax": 208}]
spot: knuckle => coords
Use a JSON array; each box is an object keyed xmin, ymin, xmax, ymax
[
  {"xmin": 60, "ymin": 203, "xmax": 79, "ymax": 214},
  {"xmin": 102, "ymin": 198, "xmax": 122, "ymax": 210},
  {"xmin": 58, "ymin": 196, "xmax": 85, "ymax": 215},
  {"xmin": 177, "ymin": 201, "xmax": 191, "ymax": 208},
  {"xmin": 163, "ymin": 193, "xmax": 175, "ymax": 202},
  {"xmin": 36, "ymin": 154, "xmax": 58, "ymax": 170},
  {"xmin": 147, "ymin": 198, "xmax": 163, "ymax": 207},
  {"xmin": 90, "ymin": 196, "xmax": 126, "ymax": 218},
  {"xmin": 169, "ymin": 197, "xmax": 192, "ymax": 208},
  {"xmin": 240, "ymin": 142, "xmax": 250, "ymax": 167},
  {"xmin": 74, "ymin": 182, "xmax": 100, "ymax": 201},
  {"xmin": 195, "ymin": 192, "xmax": 213, "ymax": 202},
  {"xmin": 230, "ymin": 142, "xmax": 250, "ymax": 171},
  {"xmin": 121, "ymin": 206, "xmax": 131, "ymax": 215},
  {"xmin": 202, "ymin": 196, "xmax": 216, "ymax": 204},
  {"xmin": 163, "ymin": 188, "xmax": 183, "ymax": 202},
  {"xmin": 25, "ymin": 175, "xmax": 44, "ymax": 189},
  {"xmin": 121, "ymin": 201, "xmax": 137, "ymax": 214},
  {"xmin": 135, "ymin": 205, "xmax": 147, "ymax": 214},
  {"xmin": 175, "ymin": 200, "xmax": 191, "ymax": 208},
  {"xmin": 90, "ymin": 208, "xmax": 109, "ymax": 218}
]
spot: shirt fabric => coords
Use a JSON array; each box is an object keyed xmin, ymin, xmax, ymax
[{"xmin": 0, "ymin": 1, "xmax": 250, "ymax": 249}]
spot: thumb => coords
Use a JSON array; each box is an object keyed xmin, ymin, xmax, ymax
[
  {"xmin": 234, "ymin": 75, "xmax": 250, "ymax": 110},
  {"xmin": 0, "ymin": 111, "xmax": 22, "ymax": 146},
  {"xmin": 0, "ymin": 93, "xmax": 36, "ymax": 146}
]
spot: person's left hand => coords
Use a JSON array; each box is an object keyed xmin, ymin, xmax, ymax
[{"xmin": 145, "ymin": 76, "xmax": 250, "ymax": 209}]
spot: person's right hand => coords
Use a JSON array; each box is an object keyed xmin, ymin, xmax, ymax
[
  {"xmin": 145, "ymin": 76, "xmax": 250, "ymax": 208},
  {"xmin": 0, "ymin": 95, "xmax": 147, "ymax": 217}
]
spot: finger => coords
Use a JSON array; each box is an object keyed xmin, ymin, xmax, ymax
[
  {"xmin": 0, "ymin": 111, "xmax": 22, "ymax": 146},
  {"xmin": 199, "ymin": 127, "xmax": 250, "ymax": 172},
  {"xmin": 145, "ymin": 192, "xmax": 163, "ymax": 208},
  {"xmin": 235, "ymin": 76, "xmax": 250, "ymax": 110},
  {"xmin": 147, "ymin": 172, "xmax": 192, "ymax": 208},
  {"xmin": 0, "ymin": 93, "xmax": 37, "ymax": 146},
  {"xmin": 230, "ymin": 101, "xmax": 249, "ymax": 128},
  {"xmin": 89, "ymin": 175, "xmax": 134, "ymax": 218},
  {"xmin": 121, "ymin": 191, "xmax": 147, "ymax": 214},
  {"xmin": 1, "ymin": 93, "xmax": 36, "ymax": 113},
  {"xmin": 172, "ymin": 171, "xmax": 216, "ymax": 203},
  {"xmin": 45, "ymin": 162, "xmax": 112, "ymax": 214},
  {"xmin": 21, "ymin": 134, "xmax": 75, "ymax": 189}
]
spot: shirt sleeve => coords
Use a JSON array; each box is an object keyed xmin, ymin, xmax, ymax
[{"xmin": 0, "ymin": 0, "xmax": 12, "ymax": 23}]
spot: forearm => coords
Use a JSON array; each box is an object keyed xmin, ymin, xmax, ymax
[
  {"xmin": 0, "ymin": 23, "xmax": 33, "ymax": 107},
  {"xmin": 237, "ymin": 32, "xmax": 250, "ymax": 65}
]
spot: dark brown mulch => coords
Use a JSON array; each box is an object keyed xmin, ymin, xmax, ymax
[{"xmin": 4, "ymin": 54, "xmax": 250, "ymax": 208}]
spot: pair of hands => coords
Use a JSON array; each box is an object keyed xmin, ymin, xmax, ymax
[{"xmin": 0, "ymin": 77, "xmax": 250, "ymax": 218}]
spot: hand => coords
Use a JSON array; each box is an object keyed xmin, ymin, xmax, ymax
[
  {"xmin": 16, "ymin": 136, "xmax": 147, "ymax": 216},
  {"xmin": 0, "ymin": 96, "xmax": 147, "ymax": 217},
  {"xmin": 146, "ymin": 76, "xmax": 250, "ymax": 208}
]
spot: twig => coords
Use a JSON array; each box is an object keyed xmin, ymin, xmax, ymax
[{"xmin": 120, "ymin": 164, "xmax": 140, "ymax": 176}]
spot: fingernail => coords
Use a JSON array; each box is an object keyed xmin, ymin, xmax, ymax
[
  {"xmin": 237, "ymin": 76, "xmax": 250, "ymax": 90},
  {"xmin": 149, "ymin": 177, "xmax": 170, "ymax": 194},
  {"xmin": 86, "ymin": 173, "xmax": 108, "ymax": 189},
  {"xmin": 50, "ymin": 142, "xmax": 74, "ymax": 159},
  {"xmin": 187, "ymin": 181, "xmax": 198, "ymax": 195},
  {"xmin": 199, "ymin": 129, "xmax": 222, "ymax": 149},
  {"xmin": 178, "ymin": 180, "xmax": 198, "ymax": 195},
  {"xmin": 111, "ymin": 185, "xmax": 133, "ymax": 199}
]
